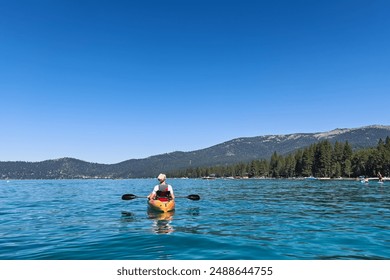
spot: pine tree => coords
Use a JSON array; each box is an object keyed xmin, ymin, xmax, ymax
[
  {"xmin": 342, "ymin": 141, "xmax": 353, "ymax": 176},
  {"xmin": 301, "ymin": 146, "xmax": 314, "ymax": 177},
  {"xmin": 314, "ymin": 141, "xmax": 332, "ymax": 177}
]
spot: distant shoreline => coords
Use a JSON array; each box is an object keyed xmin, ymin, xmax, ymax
[
  {"xmin": 2, "ymin": 177, "xmax": 388, "ymax": 181},
  {"xmin": 202, "ymin": 177, "xmax": 389, "ymax": 181}
]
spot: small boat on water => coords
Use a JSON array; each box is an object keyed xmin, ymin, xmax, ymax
[
  {"xmin": 147, "ymin": 198, "xmax": 175, "ymax": 213},
  {"xmin": 202, "ymin": 176, "xmax": 216, "ymax": 180}
]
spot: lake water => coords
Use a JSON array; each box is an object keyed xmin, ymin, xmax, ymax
[{"xmin": 1, "ymin": 179, "xmax": 389, "ymax": 260}]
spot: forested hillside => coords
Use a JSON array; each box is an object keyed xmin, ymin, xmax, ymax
[{"xmin": 170, "ymin": 138, "xmax": 390, "ymax": 179}]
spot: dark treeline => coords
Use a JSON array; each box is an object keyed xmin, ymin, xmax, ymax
[{"xmin": 169, "ymin": 138, "xmax": 390, "ymax": 179}]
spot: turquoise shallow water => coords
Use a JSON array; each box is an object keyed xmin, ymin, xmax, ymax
[{"xmin": 1, "ymin": 179, "xmax": 389, "ymax": 260}]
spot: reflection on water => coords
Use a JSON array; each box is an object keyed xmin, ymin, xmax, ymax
[
  {"xmin": 147, "ymin": 210, "xmax": 174, "ymax": 234},
  {"xmin": 121, "ymin": 211, "xmax": 136, "ymax": 222},
  {"xmin": 120, "ymin": 210, "xmax": 174, "ymax": 234},
  {"xmin": 186, "ymin": 207, "xmax": 200, "ymax": 216}
]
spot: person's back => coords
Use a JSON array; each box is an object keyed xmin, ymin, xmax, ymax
[
  {"xmin": 148, "ymin": 173, "xmax": 175, "ymax": 201},
  {"xmin": 156, "ymin": 184, "xmax": 172, "ymax": 201}
]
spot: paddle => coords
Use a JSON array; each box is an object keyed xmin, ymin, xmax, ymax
[
  {"xmin": 121, "ymin": 194, "xmax": 200, "ymax": 201},
  {"xmin": 176, "ymin": 194, "xmax": 200, "ymax": 200}
]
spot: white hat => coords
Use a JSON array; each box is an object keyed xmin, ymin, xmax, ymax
[{"xmin": 157, "ymin": 173, "xmax": 166, "ymax": 181}]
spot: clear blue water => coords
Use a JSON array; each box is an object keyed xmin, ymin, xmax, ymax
[{"xmin": 1, "ymin": 179, "xmax": 389, "ymax": 260}]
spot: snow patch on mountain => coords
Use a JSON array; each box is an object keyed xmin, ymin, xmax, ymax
[{"xmin": 314, "ymin": 128, "xmax": 351, "ymax": 139}]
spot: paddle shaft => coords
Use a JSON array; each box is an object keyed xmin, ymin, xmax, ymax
[{"xmin": 121, "ymin": 194, "xmax": 200, "ymax": 201}]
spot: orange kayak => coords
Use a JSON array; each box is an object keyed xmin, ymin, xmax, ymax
[{"xmin": 147, "ymin": 198, "xmax": 175, "ymax": 213}]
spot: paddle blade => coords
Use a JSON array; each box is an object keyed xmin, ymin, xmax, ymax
[
  {"xmin": 187, "ymin": 194, "xmax": 200, "ymax": 200},
  {"xmin": 121, "ymin": 194, "xmax": 137, "ymax": 200}
]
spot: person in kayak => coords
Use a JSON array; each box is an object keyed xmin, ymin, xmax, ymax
[{"xmin": 147, "ymin": 173, "xmax": 175, "ymax": 201}]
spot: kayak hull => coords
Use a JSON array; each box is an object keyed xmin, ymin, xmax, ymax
[{"xmin": 148, "ymin": 199, "xmax": 175, "ymax": 213}]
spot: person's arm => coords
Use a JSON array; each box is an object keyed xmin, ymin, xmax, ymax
[
  {"xmin": 148, "ymin": 186, "xmax": 158, "ymax": 200},
  {"xmin": 169, "ymin": 185, "xmax": 175, "ymax": 199}
]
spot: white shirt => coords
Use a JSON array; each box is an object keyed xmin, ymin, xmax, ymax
[{"xmin": 152, "ymin": 184, "xmax": 173, "ymax": 193}]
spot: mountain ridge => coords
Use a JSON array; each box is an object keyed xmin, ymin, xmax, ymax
[{"xmin": 1, "ymin": 125, "xmax": 390, "ymax": 179}]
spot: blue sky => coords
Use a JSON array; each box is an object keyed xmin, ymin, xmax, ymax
[{"xmin": 1, "ymin": 0, "xmax": 389, "ymax": 163}]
